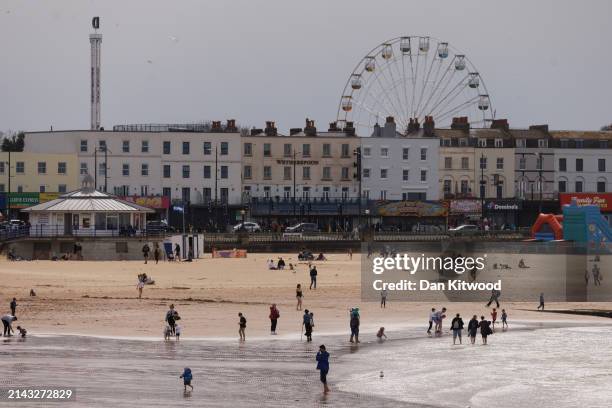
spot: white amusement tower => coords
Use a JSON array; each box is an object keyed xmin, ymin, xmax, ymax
[
  {"xmin": 89, "ymin": 16, "xmax": 102, "ymax": 130},
  {"xmin": 337, "ymin": 35, "xmax": 494, "ymax": 136}
]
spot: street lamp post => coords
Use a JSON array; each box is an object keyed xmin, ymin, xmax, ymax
[
  {"xmin": 240, "ymin": 208, "xmax": 246, "ymax": 231},
  {"xmin": 93, "ymin": 146, "xmax": 110, "ymax": 192},
  {"xmin": 292, "ymin": 150, "xmax": 297, "ymax": 218},
  {"xmin": 5, "ymin": 151, "xmax": 11, "ymax": 220},
  {"xmin": 479, "ymin": 152, "xmax": 486, "ymax": 227},
  {"xmin": 527, "ymin": 152, "xmax": 544, "ymax": 214},
  {"xmin": 537, "ymin": 152, "xmax": 543, "ymax": 214},
  {"xmin": 214, "ymin": 145, "xmax": 219, "ymax": 231},
  {"xmin": 290, "ymin": 149, "xmax": 303, "ymax": 221},
  {"xmin": 353, "ymin": 147, "xmax": 362, "ymax": 229}
]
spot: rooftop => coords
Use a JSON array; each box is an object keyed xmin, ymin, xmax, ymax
[
  {"xmin": 22, "ymin": 178, "xmax": 154, "ymax": 213},
  {"xmin": 549, "ymin": 130, "xmax": 612, "ymax": 140}
]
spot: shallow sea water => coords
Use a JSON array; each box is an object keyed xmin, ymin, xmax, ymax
[{"xmin": 1, "ymin": 323, "xmax": 611, "ymax": 407}]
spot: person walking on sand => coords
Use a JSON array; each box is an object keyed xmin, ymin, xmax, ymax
[
  {"xmin": 585, "ymin": 269, "xmax": 590, "ymax": 285},
  {"xmin": 537, "ymin": 293, "xmax": 545, "ymax": 311},
  {"xmin": 479, "ymin": 316, "xmax": 492, "ymax": 345},
  {"xmin": 296, "ymin": 284, "xmax": 303, "ymax": 310},
  {"xmin": 348, "ymin": 248, "xmax": 353, "ymax": 260},
  {"xmin": 593, "ymin": 264, "xmax": 602, "ymax": 286},
  {"xmin": 486, "ymin": 289, "xmax": 501, "ymax": 308},
  {"xmin": 142, "ymin": 243, "xmax": 150, "ymax": 264},
  {"xmin": 238, "ymin": 312, "xmax": 246, "ymax": 341},
  {"xmin": 501, "ymin": 309, "xmax": 508, "ymax": 330},
  {"xmin": 179, "ymin": 367, "xmax": 193, "ymax": 392},
  {"xmin": 451, "ymin": 313, "xmax": 464, "ymax": 345},
  {"xmin": 490, "ymin": 308, "xmax": 498, "ymax": 331},
  {"xmin": 1, "ymin": 314, "xmax": 16, "ymax": 337},
  {"xmin": 316, "ymin": 345, "xmax": 330, "ymax": 394},
  {"xmin": 303, "ymin": 309, "xmax": 313, "ymax": 342},
  {"xmin": 175, "ymin": 243, "xmax": 181, "ymax": 262},
  {"xmin": 153, "ymin": 243, "xmax": 161, "ymax": 264},
  {"xmin": 309, "ymin": 265, "xmax": 318, "ymax": 290},
  {"xmin": 10, "ymin": 298, "xmax": 17, "ymax": 317},
  {"xmin": 467, "ymin": 315, "xmax": 479, "ymax": 345},
  {"xmin": 427, "ymin": 307, "xmax": 436, "ymax": 334},
  {"xmin": 349, "ymin": 309, "xmax": 360, "ymax": 343},
  {"xmin": 380, "ymin": 289, "xmax": 387, "ymax": 308},
  {"xmin": 137, "ymin": 278, "xmax": 145, "ymax": 299},
  {"xmin": 269, "ymin": 304, "xmax": 280, "ymax": 335}
]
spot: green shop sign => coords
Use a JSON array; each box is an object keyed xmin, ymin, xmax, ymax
[{"xmin": 9, "ymin": 192, "xmax": 40, "ymax": 208}]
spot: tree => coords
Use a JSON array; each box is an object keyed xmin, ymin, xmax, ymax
[
  {"xmin": 601, "ymin": 124, "xmax": 612, "ymax": 131},
  {"xmin": 1, "ymin": 132, "xmax": 25, "ymax": 152}
]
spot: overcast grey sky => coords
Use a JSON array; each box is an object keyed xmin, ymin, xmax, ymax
[{"xmin": 1, "ymin": 0, "xmax": 611, "ymax": 133}]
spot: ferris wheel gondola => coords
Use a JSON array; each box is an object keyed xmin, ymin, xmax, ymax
[{"xmin": 336, "ymin": 35, "xmax": 494, "ymax": 136}]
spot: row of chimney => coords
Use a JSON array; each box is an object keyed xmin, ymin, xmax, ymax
[
  {"xmin": 211, "ymin": 119, "xmax": 237, "ymax": 132},
  {"xmin": 250, "ymin": 118, "xmax": 355, "ymax": 137},
  {"xmin": 240, "ymin": 116, "xmax": 550, "ymax": 136}
]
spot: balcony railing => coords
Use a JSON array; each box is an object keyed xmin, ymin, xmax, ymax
[
  {"xmin": 0, "ymin": 225, "xmax": 175, "ymax": 240},
  {"xmin": 515, "ymin": 190, "xmax": 559, "ymax": 201}
]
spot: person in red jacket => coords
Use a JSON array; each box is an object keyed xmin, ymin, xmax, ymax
[{"xmin": 269, "ymin": 304, "xmax": 280, "ymax": 335}]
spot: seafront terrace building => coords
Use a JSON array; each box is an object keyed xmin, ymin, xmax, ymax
[
  {"xmin": 361, "ymin": 116, "xmax": 440, "ymax": 201},
  {"xmin": 241, "ymin": 120, "xmax": 361, "ymax": 229},
  {"xmin": 550, "ymin": 130, "xmax": 612, "ymax": 195},
  {"xmin": 438, "ymin": 119, "xmax": 515, "ymax": 201}
]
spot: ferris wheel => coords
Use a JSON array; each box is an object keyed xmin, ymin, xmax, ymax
[{"xmin": 336, "ymin": 36, "xmax": 494, "ymax": 136}]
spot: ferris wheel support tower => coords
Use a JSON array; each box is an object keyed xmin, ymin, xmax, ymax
[{"xmin": 89, "ymin": 16, "xmax": 102, "ymax": 130}]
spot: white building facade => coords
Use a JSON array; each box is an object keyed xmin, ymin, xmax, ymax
[
  {"xmin": 23, "ymin": 125, "xmax": 243, "ymax": 205},
  {"xmin": 361, "ymin": 119, "xmax": 440, "ymax": 201},
  {"xmin": 553, "ymin": 148, "xmax": 611, "ymax": 194}
]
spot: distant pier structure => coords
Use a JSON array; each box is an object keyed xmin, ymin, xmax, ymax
[{"xmin": 89, "ymin": 16, "xmax": 102, "ymax": 130}]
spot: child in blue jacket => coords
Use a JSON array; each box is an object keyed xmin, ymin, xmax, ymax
[{"xmin": 180, "ymin": 367, "xmax": 193, "ymax": 391}]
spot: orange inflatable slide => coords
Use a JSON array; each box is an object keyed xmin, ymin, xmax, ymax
[{"xmin": 531, "ymin": 213, "xmax": 564, "ymax": 240}]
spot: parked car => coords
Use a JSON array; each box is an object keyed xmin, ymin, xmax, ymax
[
  {"xmin": 285, "ymin": 223, "xmax": 320, "ymax": 233},
  {"xmin": 448, "ymin": 224, "xmax": 480, "ymax": 235},
  {"xmin": 8, "ymin": 220, "xmax": 26, "ymax": 230},
  {"xmin": 145, "ymin": 220, "xmax": 175, "ymax": 234},
  {"xmin": 232, "ymin": 221, "xmax": 262, "ymax": 233},
  {"xmin": 378, "ymin": 224, "xmax": 400, "ymax": 232}
]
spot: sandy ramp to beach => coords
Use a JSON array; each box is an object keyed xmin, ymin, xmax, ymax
[{"xmin": 0, "ymin": 253, "xmax": 610, "ymax": 338}]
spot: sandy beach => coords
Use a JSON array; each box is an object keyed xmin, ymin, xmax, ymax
[{"xmin": 1, "ymin": 253, "xmax": 610, "ymax": 338}]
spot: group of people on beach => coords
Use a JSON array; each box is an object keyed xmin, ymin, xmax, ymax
[
  {"xmin": 267, "ymin": 257, "xmax": 295, "ymax": 270},
  {"xmin": 585, "ymin": 257, "xmax": 603, "ymax": 286},
  {"xmin": 143, "ymin": 242, "xmax": 182, "ymax": 264},
  {"xmin": 162, "ymin": 253, "xmax": 558, "ymax": 395},
  {"xmin": 428, "ymin": 306, "xmax": 508, "ymax": 345},
  {"xmin": 2, "ymin": 297, "xmax": 26, "ymax": 338}
]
